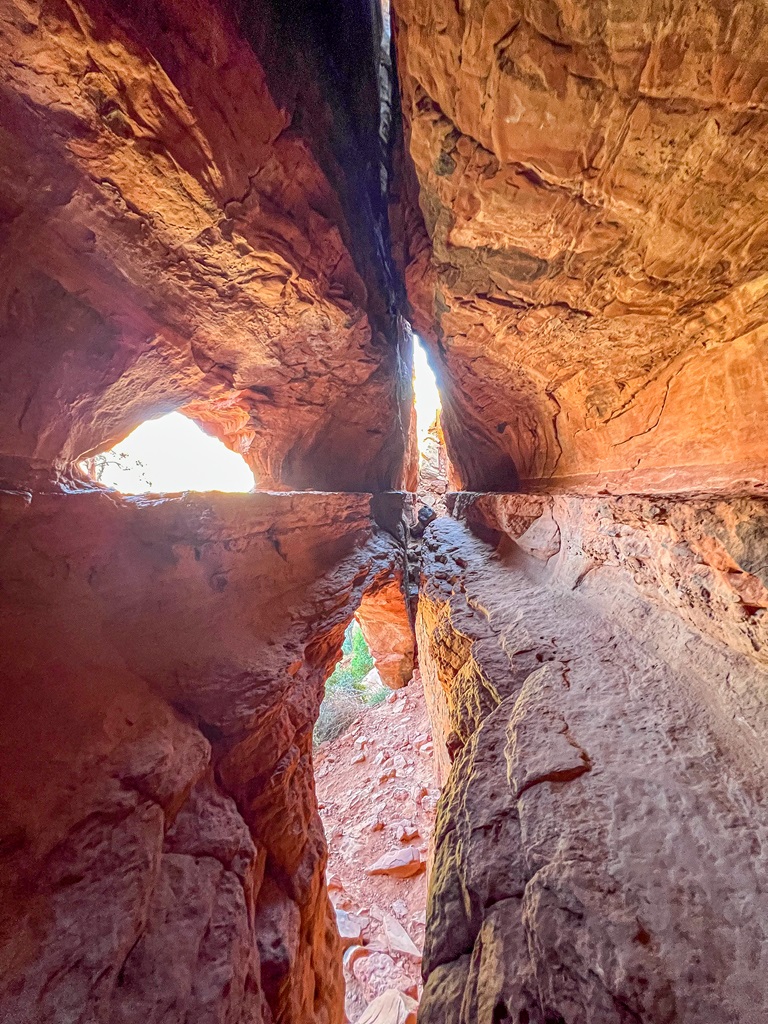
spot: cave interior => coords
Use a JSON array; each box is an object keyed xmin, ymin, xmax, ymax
[{"xmin": 1, "ymin": 0, "xmax": 768, "ymax": 1021}]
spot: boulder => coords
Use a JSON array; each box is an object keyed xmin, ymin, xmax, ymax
[
  {"xmin": 355, "ymin": 990, "xmax": 418, "ymax": 1024},
  {"xmin": 336, "ymin": 910, "xmax": 370, "ymax": 950},
  {"xmin": 366, "ymin": 849, "xmax": 424, "ymax": 878},
  {"xmin": 353, "ymin": 953, "xmax": 415, "ymax": 1004},
  {"xmin": 381, "ymin": 915, "xmax": 422, "ymax": 961}
]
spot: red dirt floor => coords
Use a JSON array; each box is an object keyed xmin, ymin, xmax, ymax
[{"xmin": 315, "ymin": 672, "xmax": 440, "ymax": 1022}]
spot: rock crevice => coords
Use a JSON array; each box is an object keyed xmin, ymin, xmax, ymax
[
  {"xmin": 0, "ymin": 490, "xmax": 413, "ymax": 1024},
  {"xmin": 2, "ymin": 0, "xmax": 768, "ymax": 1021}
]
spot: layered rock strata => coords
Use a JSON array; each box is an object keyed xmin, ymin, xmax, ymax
[
  {"xmin": 393, "ymin": 0, "xmax": 768, "ymax": 493},
  {"xmin": 417, "ymin": 495, "xmax": 768, "ymax": 1022},
  {"xmin": 0, "ymin": 488, "xmax": 411, "ymax": 1024},
  {"xmin": 0, "ymin": 0, "xmax": 412, "ymax": 491},
  {"xmin": 4, "ymin": 3, "xmax": 768, "ymax": 1024}
]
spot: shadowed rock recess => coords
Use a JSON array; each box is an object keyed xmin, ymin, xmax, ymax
[{"xmin": 1, "ymin": 0, "xmax": 767, "ymax": 1022}]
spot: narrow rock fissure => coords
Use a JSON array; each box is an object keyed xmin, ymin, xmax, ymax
[
  {"xmin": 315, "ymin": 641, "xmax": 438, "ymax": 1021},
  {"xmin": 297, "ymin": 333, "xmax": 446, "ymax": 1021},
  {"xmin": 2, "ymin": 1, "xmax": 768, "ymax": 1023}
]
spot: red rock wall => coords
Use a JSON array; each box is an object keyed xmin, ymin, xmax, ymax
[
  {"xmin": 4, "ymin": 2, "xmax": 768, "ymax": 1022},
  {"xmin": 416, "ymin": 415, "xmax": 449, "ymax": 515},
  {"xmin": 417, "ymin": 495, "xmax": 768, "ymax": 1022},
  {"xmin": 0, "ymin": 489, "xmax": 408, "ymax": 1023},
  {"xmin": 356, "ymin": 578, "xmax": 416, "ymax": 690},
  {"xmin": 393, "ymin": 8, "xmax": 768, "ymax": 1007},
  {"xmin": 0, "ymin": 0, "xmax": 413, "ymax": 491},
  {"xmin": 0, "ymin": 4, "xmax": 420, "ymax": 1018},
  {"xmin": 392, "ymin": 0, "xmax": 768, "ymax": 494}
]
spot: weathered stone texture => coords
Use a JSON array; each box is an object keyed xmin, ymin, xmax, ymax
[
  {"xmin": 393, "ymin": 0, "xmax": 768, "ymax": 493},
  {"xmin": 356, "ymin": 578, "xmax": 416, "ymax": 690},
  {"xmin": 0, "ymin": 0, "xmax": 412, "ymax": 490},
  {"xmin": 418, "ymin": 502, "xmax": 768, "ymax": 1023},
  {"xmin": 416, "ymin": 415, "xmax": 449, "ymax": 515},
  {"xmin": 0, "ymin": 489, "xmax": 408, "ymax": 1024},
  {"xmin": 4, "ymin": 2, "xmax": 768, "ymax": 1022}
]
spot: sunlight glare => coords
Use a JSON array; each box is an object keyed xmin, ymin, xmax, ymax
[
  {"xmin": 87, "ymin": 412, "xmax": 254, "ymax": 494},
  {"xmin": 413, "ymin": 336, "xmax": 441, "ymax": 445}
]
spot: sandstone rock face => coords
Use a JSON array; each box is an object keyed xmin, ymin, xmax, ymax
[
  {"xmin": 416, "ymin": 415, "xmax": 449, "ymax": 515},
  {"xmin": 357, "ymin": 578, "xmax": 416, "ymax": 690},
  {"xmin": 452, "ymin": 490, "xmax": 768, "ymax": 670},
  {"xmin": 0, "ymin": 0, "xmax": 412, "ymax": 491},
  {"xmin": 0, "ymin": 489, "xmax": 409, "ymax": 1024},
  {"xmin": 4, "ymin": 4, "xmax": 768, "ymax": 1024},
  {"xmin": 393, "ymin": 0, "xmax": 768, "ymax": 493},
  {"xmin": 418, "ymin": 503, "xmax": 768, "ymax": 1023}
]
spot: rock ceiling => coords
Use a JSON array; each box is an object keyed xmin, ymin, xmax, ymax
[
  {"xmin": 1, "ymin": 0, "xmax": 766, "ymax": 495},
  {"xmin": 0, "ymin": 0, "xmax": 412, "ymax": 491},
  {"xmin": 393, "ymin": 0, "xmax": 768, "ymax": 492},
  {"xmin": 2, "ymin": 3, "xmax": 768, "ymax": 1024}
]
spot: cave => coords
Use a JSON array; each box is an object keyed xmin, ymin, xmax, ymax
[
  {"xmin": 1, "ymin": 1, "xmax": 767, "ymax": 1023},
  {"xmin": 80, "ymin": 411, "xmax": 257, "ymax": 493}
]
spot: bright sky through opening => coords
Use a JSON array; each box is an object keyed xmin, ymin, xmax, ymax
[
  {"xmin": 90, "ymin": 412, "xmax": 254, "ymax": 493},
  {"xmin": 413, "ymin": 335, "xmax": 441, "ymax": 448},
  {"xmin": 88, "ymin": 338, "xmax": 441, "ymax": 494}
]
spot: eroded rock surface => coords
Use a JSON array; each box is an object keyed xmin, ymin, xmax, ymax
[
  {"xmin": 418, "ymin": 501, "xmax": 768, "ymax": 1023},
  {"xmin": 357, "ymin": 579, "xmax": 416, "ymax": 690},
  {"xmin": 0, "ymin": 489, "xmax": 409, "ymax": 1024},
  {"xmin": 416, "ymin": 415, "xmax": 449, "ymax": 515},
  {"xmin": 3, "ymin": 2, "xmax": 768, "ymax": 1022},
  {"xmin": 393, "ymin": 0, "xmax": 768, "ymax": 493},
  {"xmin": 0, "ymin": 0, "xmax": 412, "ymax": 491}
]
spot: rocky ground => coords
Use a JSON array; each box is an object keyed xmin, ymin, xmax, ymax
[{"xmin": 314, "ymin": 673, "xmax": 439, "ymax": 1022}]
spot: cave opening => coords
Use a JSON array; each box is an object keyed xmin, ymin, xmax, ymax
[
  {"xmin": 412, "ymin": 335, "xmax": 441, "ymax": 457},
  {"xmin": 412, "ymin": 335, "xmax": 448, "ymax": 514},
  {"xmin": 313, "ymin": 590, "xmax": 437, "ymax": 1021},
  {"xmin": 305, "ymin": 337, "xmax": 442, "ymax": 1021},
  {"xmin": 77, "ymin": 341, "xmax": 440, "ymax": 500},
  {"xmin": 315, "ymin": 621, "xmax": 388, "ymax": 746},
  {"xmin": 79, "ymin": 411, "xmax": 255, "ymax": 493},
  {"xmin": 2, "ymin": 0, "xmax": 765, "ymax": 1015}
]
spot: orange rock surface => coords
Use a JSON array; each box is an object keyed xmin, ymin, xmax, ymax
[
  {"xmin": 357, "ymin": 579, "xmax": 416, "ymax": 690},
  {"xmin": 417, "ymin": 494, "xmax": 768, "ymax": 1022},
  {"xmin": 0, "ymin": 489, "xmax": 410, "ymax": 1023},
  {"xmin": 393, "ymin": 0, "xmax": 768, "ymax": 493},
  {"xmin": 0, "ymin": 0, "xmax": 413, "ymax": 491},
  {"xmin": 2, "ymin": 1, "xmax": 768, "ymax": 1022}
]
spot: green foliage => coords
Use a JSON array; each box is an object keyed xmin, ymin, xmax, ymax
[
  {"xmin": 314, "ymin": 621, "xmax": 388, "ymax": 745},
  {"xmin": 349, "ymin": 623, "xmax": 374, "ymax": 680},
  {"xmin": 363, "ymin": 684, "xmax": 388, "ymax": 707},
  {"xmin": 325, "ymin": 621, "xmax": 374, "ymax": 695}
]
